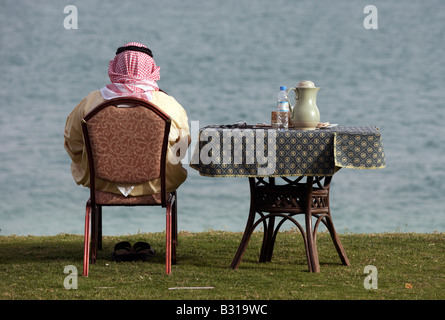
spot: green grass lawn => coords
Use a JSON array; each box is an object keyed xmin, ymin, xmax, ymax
[{"xmin": 1, "ymin": 231, "xmax": 444, "ymax": 300}]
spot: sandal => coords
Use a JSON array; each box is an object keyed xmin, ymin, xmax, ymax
[
  {"xmin": 111, "ymin": 241, "xmax": 133, "ymax": 262},
  {"xmin": 133, "ymin": 241, "xmax": 156, "ymax": 261},
  {"xmin": 111, "ymin": 241, "xmax": 155, "ymax": 262}
]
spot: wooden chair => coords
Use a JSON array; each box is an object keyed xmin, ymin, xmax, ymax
[{"xmin": 80, "ymin": 97, "xmax": 177, "ymax": 276}]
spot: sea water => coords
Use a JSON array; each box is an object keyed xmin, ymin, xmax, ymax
[{"xmin": 1, "ymin": 0, "xmax": 444, "ymax": 236}]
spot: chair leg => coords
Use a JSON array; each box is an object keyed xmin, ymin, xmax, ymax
[
  {"xmin": 97, "ymin": 206, "xmax": 102, "ymax": 250},
  {"xmin": 165, "ymin": 194, "xmax": 174, "ymax": 275},
  {"xmin": 90, "ymin": 205, "xmax": 98, "ymax": 264},
  {"xmin": 165, "ymin": 209, "xmax": 171, "ymax": 274},
  {"xmin": 172, "ymin": 191, "xmax": 177, "ymax": 265},
  {"xmin": 83, "ymin": 203, "xmax": 91, "ymax": 277}
]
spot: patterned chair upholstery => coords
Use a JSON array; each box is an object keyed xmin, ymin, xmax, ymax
[{"xmin": 81, "ymin": 97, "xmax": 177, "ymax": 276}]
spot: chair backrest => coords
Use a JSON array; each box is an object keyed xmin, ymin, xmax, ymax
[{"xmin": 81, "ymin": 97, "xmax": 171, "ymax": 204}]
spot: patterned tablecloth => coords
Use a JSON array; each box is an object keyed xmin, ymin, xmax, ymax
[{"xmin": 190, "ymin": 126, "xmax": 386, "ymax": 177}]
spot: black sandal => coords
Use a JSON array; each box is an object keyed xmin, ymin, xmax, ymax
[
  {"xmin": 111, "ymin": 241, "xmax": 155, "ymax": 262},
  {"xmin": 133, "ymin": 241, "xmax": 156, "ymax": 261},
  {"xmin": 111, "ymin": 241, "xmax": 133, "ymax": 262}
]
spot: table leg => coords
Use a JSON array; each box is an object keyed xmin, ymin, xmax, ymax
[
  {"xmin": 259, "ymin": 215, "xmax": 275, "ymax": 263},
  {"xmin": 231, "ymin": 176, "xmax": 349, "ymax": 272},
  {"xmin": 230, "ymin": 202, "xmax": 256, "ymax": 269},
  {"xmin": 324, "ymin": 210, "xmax": 350, "ymax": 266},
  {"xmin": 304, "ymin": 176, "xmax": 320, "ymax": 272}
]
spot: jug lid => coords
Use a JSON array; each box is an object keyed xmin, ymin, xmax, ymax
[{"xmin": 296, "ymin": 80, "xmax": 316, "ymax": 88}]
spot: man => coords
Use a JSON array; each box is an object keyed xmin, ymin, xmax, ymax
[{"xmin": 64, "ymin": 42, "xmax": 190, "ymax": 197}]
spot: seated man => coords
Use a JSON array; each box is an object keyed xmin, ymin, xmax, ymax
[{"xmin": 64, "ymin": 42, "xmax": 190, "ymax": 197}]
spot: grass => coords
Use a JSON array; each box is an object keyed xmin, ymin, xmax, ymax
[{"xmin": 0, "ymin": 231, "xmax": 444, "ymax": 300}]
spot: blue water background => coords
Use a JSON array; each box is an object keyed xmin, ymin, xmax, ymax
[{"xmin": 1, "ymin": 0, "xmax": 444, "ymax": 235}]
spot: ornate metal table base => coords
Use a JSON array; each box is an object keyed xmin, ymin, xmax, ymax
[{"xmin": 230, "ymin": 176, "xmax": 350, "ymax": 272}]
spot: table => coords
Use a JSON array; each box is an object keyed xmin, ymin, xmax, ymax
[{"xmin": 190, "ymin": 125, "xmax": 386, "ymax": 272}]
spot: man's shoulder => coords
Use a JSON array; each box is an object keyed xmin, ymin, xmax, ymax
[
  {"xmin": 152, "ymin": 90, "xmax": 181, "ymax": 106},
  {"xmin": 86, "ymin": 90, "xmax": 103, "ymax": 100},
  {"xmin": 73, "ymin": 90, "xmax": 105, "ymax": 115}
]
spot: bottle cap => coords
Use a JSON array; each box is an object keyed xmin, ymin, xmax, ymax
[{"xmin": 280, "ymin": 86, "xmax": 287, "ymax": 90}]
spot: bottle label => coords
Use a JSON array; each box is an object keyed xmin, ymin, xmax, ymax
[{"xmin": 277, "ymin": 101, "xmax": 289, "ymax": 111}]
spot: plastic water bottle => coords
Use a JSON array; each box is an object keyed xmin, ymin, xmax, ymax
[{"xmin": 276, "ymin": 86, "xmax": 289, "ymax": 129}]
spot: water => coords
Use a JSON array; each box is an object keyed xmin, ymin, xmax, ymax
[{"xmin": 1, "ymin": 0, "xmax": 444, "ymax": 236}]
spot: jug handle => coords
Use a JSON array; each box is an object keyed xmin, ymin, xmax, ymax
[{"xmin": 286, "ymin": 87, "xmax": 299, "ymax": 112}]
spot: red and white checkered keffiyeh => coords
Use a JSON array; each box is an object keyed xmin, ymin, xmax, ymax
[{"xmin": 100, "ymin": 42, "xmax": 160, "ymax": 101}]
